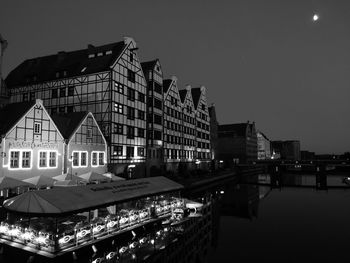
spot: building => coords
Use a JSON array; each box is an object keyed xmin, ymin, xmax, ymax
[
  {"xmin": 51, "ymin": 112, "xmax": 107, "ymax": 176},
  {"xmin": 179, "ymin": 87, "xmax": 196, "ymax": 170},
  {"xmin": 141, "ymin": 59, "xmax": 164, "ymax": 174},
  {"xmin": 257, "ymin": 131, "xmax": 271, "ymax": 160},
  {"xmin": 191, "ymin": 86, "xmax": 211, "ymax": 170},
  {"xmin": 5, "ymin": 37, "xmax": 147, "ymax": 178},
  {"xmin": 0, "ymin": 99, "xmax": 65, "ymax": 180},
  {"xmin": 301, "ymin": 150, "xmax": 315, "ymax": 160},
  {"xmin": 208, "ymin": 104, "xmax": 219, "ymax": 169},
  {"xmin": 217, "ymin": 121, "xmax": 258, "ymax": 164},
  {"xmin": 271, "ymin": 140, "xmax": 301, "ymax": 160},
  {"xmin": 163, "ymin": 77, "xmax": 183, "ymax": 172}
]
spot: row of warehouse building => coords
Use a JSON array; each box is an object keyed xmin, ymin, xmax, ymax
[{"xmin": 0, "ymin": 36, "xmax": 300, "ymax": 181}]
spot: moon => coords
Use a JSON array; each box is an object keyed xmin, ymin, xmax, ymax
[{"xmin": 313, "ymin": 14, "xmax": 319, "ymax": 22}]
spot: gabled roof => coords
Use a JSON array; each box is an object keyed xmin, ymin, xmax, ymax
[
  {"xmin": 0, "ymin": 101, "xmax": 36, "ymax": 135},
  {"xmin": 51, "ymin": 112, "xmax": 89, "ymax": 140},
  {"xmin": 5, "ymin": 41, "xmax": 126, "ymax": 88},
  {"xmin": 163, "ymin": 79, "xmax": 173, "ymax": 94},
  {"xmin": 179, "ymin": 89, "xmax": 188, "ymax": 103},
  {"xmin": 191, "ymin": 87, "xmax": 202, "ymax": 109},
  {"xmin": 141, "ymin": 59, "xmax": 158, "ymax": 73}
]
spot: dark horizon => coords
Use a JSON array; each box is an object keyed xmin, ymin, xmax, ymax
[{"xmin": 1, "ymin": 0, "xmax": 349, "ymax": 154}]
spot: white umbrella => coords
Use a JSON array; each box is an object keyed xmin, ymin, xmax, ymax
[
  {"xmin": 103, "ymin": 172, "xmax": 125, "ymax": 181},
  {"xmin": 23, "ymin": 175, "xmax": 56, "ymax": 187}
]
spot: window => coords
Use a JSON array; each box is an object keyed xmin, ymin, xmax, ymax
[
  {"xmin": 127, "ymin": 107, "xmax": 135, "ymax": 120},
  {"xmin": 126, "ymin": 146, "xmax": 134, "ymax": 157},
  {"xmin": 114, "ymin": 103, "xmax": 123, "ymax": 113},
  {"xmin": 154, "ymin": 83, "xmax": 162, "ymax": 94},
  {"xmin": 202, "ymin": 104, "xmax": 206, "ymax": 111},
  {"xmin": 67, "ymin": 106, "xmax": 74, "ymax": 113},
  {"xmin": 34, "ymin": 122, "xmax": 41, "ymax": 134},
  {"xmin": 52, "ymin": 89, "xmax": 58, "ymax": 98},
  {"xmin": 114, "ymin": 124, "xmax": 123, "ymax": 134},
  {"xmin": 154, "ymin": 130, "xmax": 162, "ymax": 140},
  {"xmin": 68, "ymin": 86, "xmax": 75, "ymax": 96},
  {"xmin": 51, "ymin": 108, "xmax": 58, "ymax": 114},
  {"xmin": 22, "ymin": 151, "xmax": 31, "ymax": 168},
  {"xmin": 59, "ymin": 107, "xmax": 65, "ymax": 113},
  {"xmin": 115, "ymin": 82, "xmax": 124, "ymax": 94},
  {"xmin": 87, "ymin": 128, "xmax": 93, "ymax": 138},
  {"xmin": 30, "ymin": 92, "xmax": 35, "ymax": 101},
  {"xmin": 98, "ymin": 152, "xmax": 104, "ymax": 165},
  {"xmin": 138, "ymin": 110, "xmax": 145, "ymax": 120},
  {"xmin": 137, "ymin": 128, "xmax": 145, "ymax": 138},
  {"xmin": 113, "ymin": 146, "xmax": 123, "ymax": 156},
  {"xmin": 23, "ymin": 93, "xmax": 28, "ymax": 102},
  {"xmin": 92, "ymin": 152, "xmax": 98, "ymax": 166},
  {"xmin": 130, "ymin": 53, "xmax": 134, "ymax": 62},
  {"xmin": 138, "ymin": 92, "xmax": 145, "ymax": 102},
  {"xmin": 49, "ymin": 152, "xmax": 56, "ymax": 167},
  {"xmin": 127, "ymin": 88, "xmax": 135, "ymax": 101},
  {"xmin": 60, "ymin": 88, "xmax": 66, "ymax": 97},
  {"xmin": 127, "ymin": 69, "xmax": 135, "ymax": 83},
  {"xmin": 81, "ymin": 152, "xmax": 87, "ymax": 167},
  {"xmin": 127, "ymin": 126, "xmax": 135, "ymax": 139},
  {"xmin": 154, "ymin": 98, "xmax": 162, "ymax": 110},
  {"xmin": 10, "ymin": 151, "xmax": 19, "ymax": 168},
  {"xmin": 138, "ymin": 147, "xmax": 145, "ymax": 157},
  {"xmin": 72, "ymin": 152, "xmax": 79, "ymax": 167},
  {"xmin": 154, "ymin": 114, "xmax": 162, "ymax": 125},
  {"xmin": 39, "ymin": 151, "xmax": 47, "ymax": 167}
]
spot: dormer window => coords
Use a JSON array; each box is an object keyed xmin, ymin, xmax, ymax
[
  {"xmin": 81, "ymin": 67, "xmax": 87, "ymax": 72},
  {"xmin": 97, "ymin": 52, "xmax": 103, "ymax": 57},
  {"xmin": 88, "ymin": 54, "xmax": 95, "ymax": 58},
  {"xmin": 106, "ymin": 50, "xmax": 112, "ymax": 55},
  {"xmin": 55, "ymin": 72, "xmax": 60, "ymax": 78}
]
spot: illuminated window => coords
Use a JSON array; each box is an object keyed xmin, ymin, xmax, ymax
[
  {"xmin": 115, "ymin": 82, "xmax": 124, "ymax": 94},
  {"xmin": 98, "ymin": 152, "xmax": 104, "ymax": 165},
  {"xmin": 39, "ymin": 152, "xmax": 47, "ymax": 167},
  {"xmin": 113, "ymin": 146, "xmax": 123, "ymax": 156},
  {"xmin": 72, "ymin": 152, "xmax": 79, "ymax": 167},
  {"xmin": 138, "ymin": 147, "xmax": 145, "ymax": 157},
  {"xmin": 81, "ymin": 152, "xmax": 87, "ymax": 166},
  {"xmin": 49, "ymin": 152, "xmax": 56, "ymax": 167},
  {"xmin": 92, "ymin": 152, "xmax": 98, "ymax": 166},
  {"xmin": 10, "ymin": 151, "xmax": 19, "ymax": 168},
  {"xmin": 113, "ymin": 124, "xmax": 123, "ymax": 134},
  {"xmin": 22, "ymin": 151, "xmax": 31, "ymax": 168},
  {"xmin": 114, "ymin": 103, "xmax": 123, "ymax": 114},
  {"xmin": 34, "ymin": 122, "xmax": 41, "ymax": 134}
]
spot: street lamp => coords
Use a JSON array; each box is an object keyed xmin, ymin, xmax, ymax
[{"xmin": 150, "ymin": 239, "xmax": 155, "ymax": 251}]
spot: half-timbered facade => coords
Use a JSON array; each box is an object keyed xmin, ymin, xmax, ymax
[
  {"xmin": 0, "ymin": 99, "xmax": 65, "ymax": 180},
  {"xmin": 141, "ymin": 60, "xmax": 164, "ymax": 174},
  {"xmin": 163, "ymin": 77, "xmax": 183, "ymax": 172},
  {"xmin": 191, "ymin": 86, "xmax": 211, "ymax": 170},
  {"xmin": 5, "ymin": 37, "xmax": 147, "ymax": 178},
  {"xmin": 52, "ymin": 112, "xmax": 107, "ymax": 176},
  {"xmin": 179, "ymin": 87, "xmax": 196, "ymax": 170}
]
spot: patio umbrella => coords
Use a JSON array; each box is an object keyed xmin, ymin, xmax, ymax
[
  {"xmin": 23, "ymin": 175, "xmax": 56, "ymax": 188},
  {"xmin": 103, "ymin": 172, "xmax": 125, "ymax": 181},
  {"xmin": 53, "ymin": 173, "xmax": 82, "ymax": 182},
  {"xmin": 0, "ymin": 176, "xmax": 32, "ymax": 190},
  {"xmin": 78, "ymin": 171, "xmax": 107, "ymax": 182},
  {"xmin": 54, "ymin": 180, "xmax": 79, "ymax": 187}
]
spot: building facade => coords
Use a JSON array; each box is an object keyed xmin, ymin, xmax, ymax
[
  {"xmin": 0, "ymin": 100, "xmax": 65, "ymax": 180},
  {"xmin": 271, "ymin": 140, "xmax": 301, "ymax": 161},
  {"xmin": 217, "ymin": 121, "xmax": 258, "ymax": 164},
  {"xmin": 163, "ymin": 77, "xmax": 183, "ymax": 172},
  {"xmin": 257, "ymin": 131, "xmax": 271, "ymax": 160},
  {"xmin": 6, "ymin": 37, "xmax": 147, "ymax": 178},
  {"xmin": 141, "ymin": 60, "xmax": 164, "ymax": 174},
  {"xmin": 52, "ymin": 112, "xmax": 107, "ymax": 176},
  {"xmin": 191, "ymin": 86, "xmax": 211, "ymax": 170},
  {"xmin": 208, "ymin": 104, "xmax": 219, "ymax": 169}
]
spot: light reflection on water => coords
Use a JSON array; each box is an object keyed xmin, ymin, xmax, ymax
[{"xmin": 208, "ymin": 173, "xmax": 350, "ymax": 262}]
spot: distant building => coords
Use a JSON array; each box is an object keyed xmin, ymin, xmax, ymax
[
  {"xmin": 217, "ymin": 121, "xmax": 257, "ymax": 164},
  {"xmin": 0, "ymin": 99, "xmax": 64, "ymax": 180},
  {"xmin": 271, "ymin": 140, "xmax": 301, "ymax": 160},
  {"xmin": 208, "ymin": 104, "xmax": 219, "ymax": 169},
  {"xmin": 257, "ymin": 131, "xmax": 271, "ymax": 160},
  {"xmin": 301, "ymin": 150, "xmax": 315, "ymax": 160},
  {"xmin": 52, "ymin": 112, "xmax": 108, "ymax": 176}
]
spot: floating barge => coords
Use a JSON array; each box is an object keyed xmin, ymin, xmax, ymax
[{"xmin": 0, "ymin": 176, "xmax": 185, "ymax": 258}]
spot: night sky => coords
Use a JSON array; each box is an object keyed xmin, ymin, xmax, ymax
[{"xmin": 1, "ymin": 0, "xmax": 349, "ymax": 154}]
